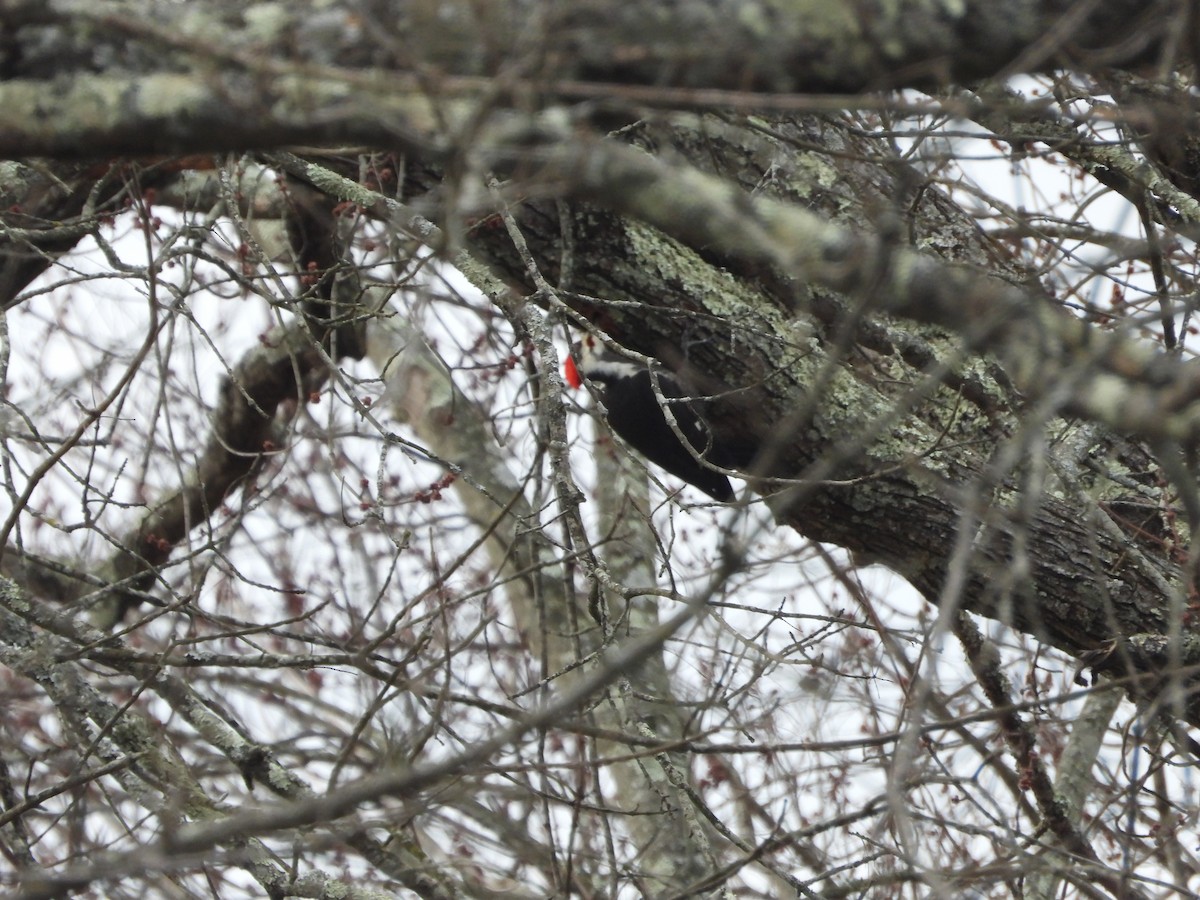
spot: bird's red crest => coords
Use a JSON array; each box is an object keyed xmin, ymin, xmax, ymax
[
  {"xmin": 565, "ymin": 335, "xmax": 598, "ymax": 388},
  {"xmin": 564, "ymin": 354, "xmax": 583, "ymax": 389}
]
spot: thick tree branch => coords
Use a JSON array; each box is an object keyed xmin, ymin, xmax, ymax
[
  {"xmin": 0, "ymin": 0, "xmax": 1182, "ymax": 159},
  {"xmin": 95, "ymin": 321, "xmax": 329, "ymax": 626},
  {"xmin": 0, "ymin": 0, "xmax": 1178, "ymax": 90},
  {"xmin": 485, "ymin": 127, "xmax": 1200, "ymax": 443}
]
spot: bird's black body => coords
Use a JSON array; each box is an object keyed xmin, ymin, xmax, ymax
[{"xmin": 565, "ymin": 339, "xmax": 736, "ymax": 501}]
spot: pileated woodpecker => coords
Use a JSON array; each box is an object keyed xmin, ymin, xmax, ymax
[{"xmin": 564, "ymin": 337, "xmax": 736, "ymax": 501}]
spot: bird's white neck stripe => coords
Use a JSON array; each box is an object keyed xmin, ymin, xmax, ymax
[{"xmin": 585, "ymin": 357, "xmax": 642, "ymax": 380}]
